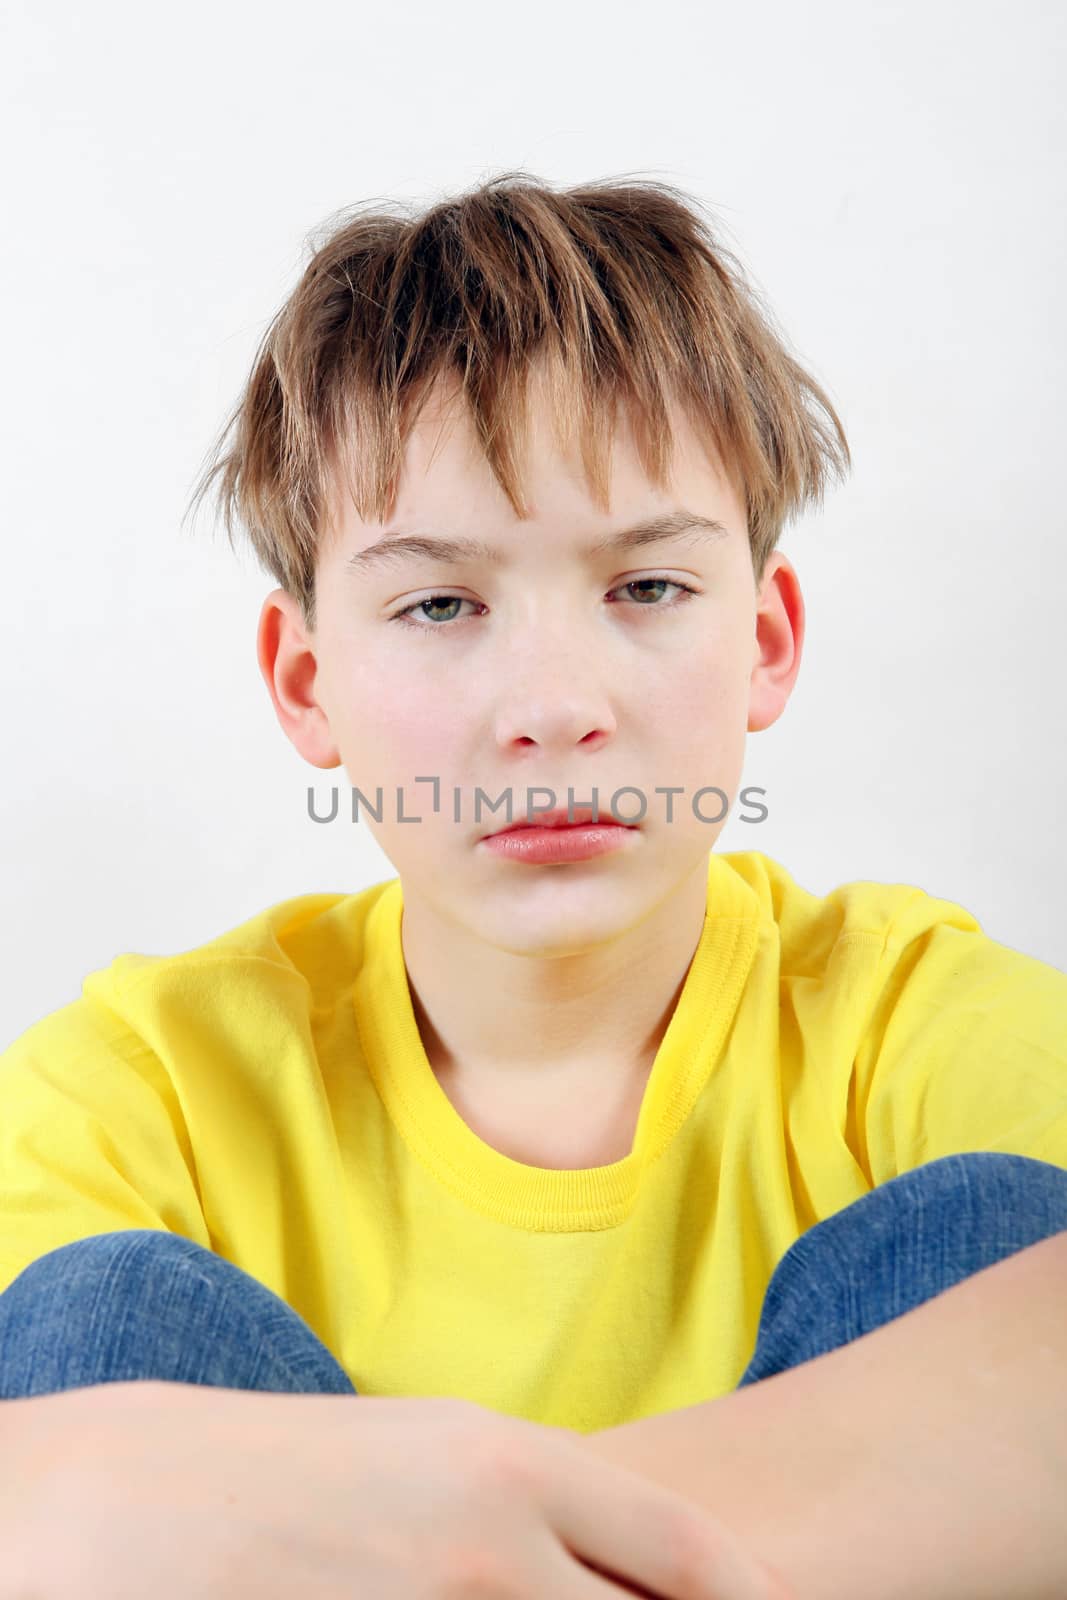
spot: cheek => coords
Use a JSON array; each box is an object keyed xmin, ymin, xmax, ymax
[
  {"xmin": 647, "ymin": 641, "xmax": 748, "ymax": 727},
  {"xmin": 345, "ymin": 683, "xmax": 464, "ymax": 773}
]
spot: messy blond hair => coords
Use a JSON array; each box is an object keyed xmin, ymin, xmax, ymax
[{"xmin": 185, "ymin": 170, "xmax": 851, "ymax": 631}]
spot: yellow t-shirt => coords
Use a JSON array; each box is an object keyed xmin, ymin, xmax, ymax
[{"xmin": 1, "ymin": 850, "xmax": 1065, "ymax": 1432}]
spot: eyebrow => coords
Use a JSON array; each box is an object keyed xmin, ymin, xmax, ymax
[{"xmin": 344, "ymin": 510, "xmax": 730, "ymax": 576}]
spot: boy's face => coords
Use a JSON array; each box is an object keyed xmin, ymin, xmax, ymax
[{"xmin": 259, "ymin": 369, "xmax": 802, "ymax": 958}]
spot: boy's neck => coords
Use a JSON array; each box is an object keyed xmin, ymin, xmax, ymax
[{"xmin": 397, "ymin": 856, "xmax": 711, "ymax": 1099}]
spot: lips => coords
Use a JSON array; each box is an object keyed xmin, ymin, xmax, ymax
[{"xmin": 484, "ymin": 805, "xmax": 635, "ymax": 838}]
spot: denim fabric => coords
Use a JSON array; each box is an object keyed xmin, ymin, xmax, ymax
[
  {"xmin": 1, "ymin": 1152, "xmax": 1066, "ymax": 1402},
  {"xmin": 736, "ymin": 1151, "xmax": 1067, "ymax": 1386},
  {"xmin": 0, "ymin": 1228, "xmax": 357, "ymax": 1398}
]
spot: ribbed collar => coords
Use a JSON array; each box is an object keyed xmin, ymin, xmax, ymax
[{"xmin": 353, "ymin": 852, "xmax": 761, "ymax": 1230}]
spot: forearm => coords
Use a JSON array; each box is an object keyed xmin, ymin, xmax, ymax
[
  {"xmin": 579, "ymin": 1232, "xmax": 1067, "ymax": 1600},
  {"xmin": 0, "ymin": 1388, "xmax": 93, "ymax": 1593}
]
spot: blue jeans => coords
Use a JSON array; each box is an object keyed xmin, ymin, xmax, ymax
[{"xmin": 1, "ymin": 1152, "xmax": 1066, "ymax": 1400}]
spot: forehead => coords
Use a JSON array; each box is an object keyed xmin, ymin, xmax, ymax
[{"xmin": 325, "ymin": 364, "xmax": 745, "ymax": 550}]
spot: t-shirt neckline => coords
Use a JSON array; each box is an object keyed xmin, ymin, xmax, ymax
[{"xmin": 352, "ymin": 852, "xmax": 761, "ymax": 1230}]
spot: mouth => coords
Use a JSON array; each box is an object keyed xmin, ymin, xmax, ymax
[{"xmin": 481, "ymin": 805, "xmax": 639, "ymax": 839}]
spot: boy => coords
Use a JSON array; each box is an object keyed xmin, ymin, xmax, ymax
[{"xmin": 1, "ymin": 173, "xmax": 1066, "ymax": 1598}]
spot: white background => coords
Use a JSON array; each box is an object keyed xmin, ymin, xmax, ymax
[{"xmin": 1, "ymin": 0, "xmax": 1064, "ymax": 1047}]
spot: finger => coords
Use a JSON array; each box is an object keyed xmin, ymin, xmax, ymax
[{"xmin": 540, "ymin": 1441, "xmax": 784, "ymax": 1599}]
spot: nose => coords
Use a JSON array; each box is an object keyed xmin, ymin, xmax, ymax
[{"xmin": 489, "ymin": 620, "xmax": 618, "ymax": 755}]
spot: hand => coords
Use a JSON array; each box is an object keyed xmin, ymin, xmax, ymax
[
  {"xmin": 575, "ymin": 1423, "xmax": 799, "ymax": 1600},
  {"xmin": 5, "ymin": 1379, "xmax": 793, "ymax": 1598}
]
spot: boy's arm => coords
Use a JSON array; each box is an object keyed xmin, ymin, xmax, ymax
[{"xmin": 576, "ymin": 1231, "xmax": 1067, "ymax": 1600}]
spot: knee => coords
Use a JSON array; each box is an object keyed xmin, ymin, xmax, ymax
[
  {"xmin": 7, "ymin": 1228, "xmax": 219, "ymax": 1295},
  {"xmin": 739, "ymin": 1153, "xmax": 1067, "ymax": 1387},
  {"xmin": 770, "ymin": 1150, "xmax": 1067, "ymax": 1324},
  {"xmin": 0, "ymin": 1229, "xmax": 326, "ymax": 1400},
  {"xmin": 892, "ymin": 1151, "xmax": 1067, "ymax": 1237}
]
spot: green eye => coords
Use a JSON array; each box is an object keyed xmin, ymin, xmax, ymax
[{"xmin": 390, "ymin": 577, "xmax": 699, "ymax": 633}]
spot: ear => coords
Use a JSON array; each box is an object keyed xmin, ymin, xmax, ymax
[
  {"xmin": 256, "ymin": 589, "xmax": 343, "ymax": 769},
  {"xmin": 747, "ymin": 553, "xmax": 805, "ymax": 733}
]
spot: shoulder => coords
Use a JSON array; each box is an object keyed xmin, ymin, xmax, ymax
[
  {"xmin": 715, "ymin": 849, "xmax": 981, "ymax": 970},
  {"xmin": 716, "ymin": 853, "xmax": 1067, "ymax": 1175},
  {"xmin": 2, "ymin": 877, "xmax": 401, "ymax": 1073}
]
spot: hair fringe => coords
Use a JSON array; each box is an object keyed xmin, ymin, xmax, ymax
[{"xmin": 183, "ymin": 170, "xmax": 851, "ymax": 631}]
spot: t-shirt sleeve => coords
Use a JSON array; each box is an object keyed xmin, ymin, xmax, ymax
[
  {"xmin": 852, "ymin": 891, "xmax": 1067, "ymax": 1183},
  {"xmin": 0, "ymin": 982, "xmax": 210, "ymax": 1297}
]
